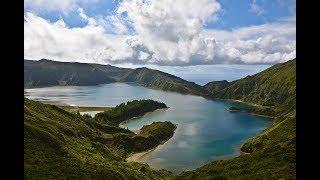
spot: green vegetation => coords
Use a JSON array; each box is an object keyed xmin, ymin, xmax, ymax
[
  {"xmin": 95, "ymin": 99, "xmax": 167, "ymax": 125},
  {"xmin": 121, "ymin": 67, "xmax": 208, "ymax": 96},
  {"xmin": 58, "ymin": 105, "xmax": 112, "ymax": 113},
  {"xmin": 228, "ymin": 106, "xmax": 275, "ymax": 119},
  {"xmin": 177, "ymin": 59, "xmax": 296, "ymax": 179},
  {"xmin": 203, "ymin": 80, "xmax": 230, "ymax": 95},
  {"xmin": 206, "ymin": 59, "xmax": 296, "ymax": 116},
  {"xmin": 24, "ymin": 98, "xmax": 176, "ymax": 179},
  {"xmin": 24, "ymin": 59, "xmax": 129, "ymax": 87},
  {"xmin": 25, "ymin": 59, "xmax": 207, "ymax": 96},
  {"xmin": 139, "ymin": 121, "xmax": 177, "ymax": 143}
]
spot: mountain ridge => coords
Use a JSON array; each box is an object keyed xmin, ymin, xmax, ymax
[
  {"xmin": 205, "ymin": 59, "xmax": 296, "ymax": 115},
  {"xmin": 24, "ymin": 59, "xmax": 208, "ymax": 96}
]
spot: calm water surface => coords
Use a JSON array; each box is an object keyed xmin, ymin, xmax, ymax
[{"xmin": 25, "ymin": 83, "xmax": 270, "ymax": 174}]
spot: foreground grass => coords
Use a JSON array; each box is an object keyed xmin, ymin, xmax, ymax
[{"xmin": 24, "ymin": 98, "xmax": 175, "ymax": 179}]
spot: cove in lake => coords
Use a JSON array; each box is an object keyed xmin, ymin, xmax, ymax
[{"xmin": 24, "ymin": 83, "xmax": 270, "ymax": 174}]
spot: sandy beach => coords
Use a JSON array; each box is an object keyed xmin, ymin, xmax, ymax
[
  {"xmin": 126, "ymin": 149, "xmax": 155, "ymax": 162},
  {"xmin": 126, "ymin": 123, "xmax": 177, "ymax": 163}
]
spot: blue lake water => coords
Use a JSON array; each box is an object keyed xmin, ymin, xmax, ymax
[{"xmin": 24, "ymin": 83, "xmax": 270, "ymax": 174}]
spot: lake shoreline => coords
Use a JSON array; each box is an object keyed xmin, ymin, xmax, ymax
[
  {"xmin": 25, "ymin": 84, "xmax": 271, "ymax": 173},
  {"xmin": 119, "ymin": 108, "xmax": 169, "ymax": 132},
  {"xmin": 34, "ymin": 100, "xmax": 113, "ymax": 113},
  {"xmin": 228, "ymin": 109, "xmax": 274, "ymax": 120},
  {"xmin": 126, "ymin": 149, "xmax": 155, "ymax": 162},
  {"xmin": 126, "ymin": 123, "xmax": 177, "ymax": 163},
  {"xmin": 224, "ymin": 99, "xmax": 275, "ymax": 120}
]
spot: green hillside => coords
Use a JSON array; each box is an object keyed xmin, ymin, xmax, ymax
[
  {"xmin": 121, "ymin": 67, "xmax": 208, "ymax": 96},
  {"xmin": 177, "ymin": 59, "xmax": 296, "ymax": 179},
  {"xmin": 24, "ymin": 98, "xmax": 175, "ymax": 179},
  {"xmin": 205, "ymin": 59, "xmax": 296, "ymax": 115},
  {"xmin": 24, "ymin": 59, "xmax": 131, "ymax": 87},
  {"xmin": 24, "ymin": 59, "xmax": 206, "ymax": 96},
  {"xmin": 203, "ymin": 80, "xmax": 231, "ymax": 95}
]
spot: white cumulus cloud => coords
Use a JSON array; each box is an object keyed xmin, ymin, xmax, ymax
[
  {"xmin": 24, "ymin": 0, "xmax": 100, "ymax": 14},
  {"xmin": 24, "ymin": 0, "xmax": 296, "ymax": 65},
  {"xmin": 24, "ymin": 12, "xmax": 135, "ymax": 63}
]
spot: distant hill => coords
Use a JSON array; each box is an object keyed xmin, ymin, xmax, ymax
[
  {"xmin": 203, "ymin": 80, "xmax": 231, "ymax": 95},
  {"xmin": 122, "ymin": 67, "xmax": 207, "ymax": 96},
  {"xmin": 177, "ymin": 59, "xmax": 296, "ymax": 179},
  {"xmin": 24, "ymin": 59, "xmax": 131, "ymax": 87},
  {"xmin": 204, "ymin": 59, "xmax": 296, "ymax": 115},
  {"xmin": 24, "ymin": 59, "xmax": 207, "ymax": 96},
  {"xmin": 24, "ymin": 98, "xmax": 175, "ymax": 179}
]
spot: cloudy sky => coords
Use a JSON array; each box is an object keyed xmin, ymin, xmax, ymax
[{"xmin": 24, "ymin": 0, "xmax": 295, "ymax": 83}]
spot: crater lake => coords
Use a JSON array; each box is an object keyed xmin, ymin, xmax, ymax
[{"xmin": 24, "ymin": 83, "xmax": 270, "ymax": 174}]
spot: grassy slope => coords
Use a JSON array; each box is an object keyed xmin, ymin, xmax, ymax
[
  {"xmin": 177, "ymin": 59, "xmax": 296, "ymax": 179},
  {"xmin": 206, "ymin": 59, "xmax": 296, "ymax": 115},
  {"xmin": 203, "ymin": 80, "xmax": 231, "ymax": 95},
  {"xmin": 122, "ymin": 67, "xmax": 208, "ymax": 96},
  {"xmin": 58, "ymin": 105, "xmax": 112, "ymax": 113},
  {"xmin": 24, "ymin": 59, "xmax": 124, "ymax": 87},
  {"xmin": 24, "ymin": 59, "xmax": 207, "ymax": 96},
  {"xmin": 24, "ymin": 98, "xmax": 175, "ymax": 179}
]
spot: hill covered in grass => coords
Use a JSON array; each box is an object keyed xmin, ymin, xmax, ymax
[
  {"xmin": 205, "ymin": 59, "xmax": 296, "ymax": 116},
  {"xmin": 203, "ymin": 80, "xmax": 230, "ymax": 95},
  {"xmin": 121, "ymin": 67, "xmax": 207, "ymax": 96},
  {"xmin": 95, "ymin": 99, "xmax": 167, "ymax": 125},
  {"xmin": 24, "ymin": 98, "xmax": 176, "ymax": 179},
  {"xmin": 24, "ymin": 59, "xmax": 207, "ymax": 96},
  {"xmin": 177, "ymin": 59, "xmax": 296, "ymax": 179},
  {"xmin": 24, "ymin": 59, "xmax": 131, "ymax": 87}
]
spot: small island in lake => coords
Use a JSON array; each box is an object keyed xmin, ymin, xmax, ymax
[{"xmin": 95, "ymin": 99, "xmax": 168, "ymax": 125}]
